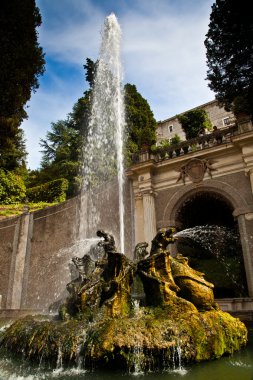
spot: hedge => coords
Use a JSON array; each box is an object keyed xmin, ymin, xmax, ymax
[
  {"xmin": 0, "ymin": 169, "xmax": 26, "ymax": 204},
  {"xmin": 26, "ymin": 178, "xmax": 69, "ymax": 203}
]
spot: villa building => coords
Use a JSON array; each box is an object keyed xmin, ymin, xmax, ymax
[{"xmin": 156, "ymin": 99, "xmax": 235, "ymax": 143}]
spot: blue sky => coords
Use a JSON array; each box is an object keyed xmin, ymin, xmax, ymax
[{"xmin": 23, "ymin": 0, "xmax": 215, "ymax": 169}]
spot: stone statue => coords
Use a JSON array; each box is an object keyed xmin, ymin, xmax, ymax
[
  {"xmin": 60, "ymin": 228, "xmax": 218, "ymax": 320},
  {"xmin": 150, "ymin": 227, "xmax": 177, "ymax": 255},
  {"xmin": 134, "ymin": 242, "xmax": 149, "ymax": 261},
  {"xmin": 72, "ymin": 254, "xmax": 95, "ymax": 282},
  {"xmin": 170, "ymin": 253, "xmax": 217, "ymax": 310},
  {"xmin": 97, "ymin": 229, "xmax": 117, "ymax": 254}
]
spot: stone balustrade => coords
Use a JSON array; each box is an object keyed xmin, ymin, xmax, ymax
[{"xmin": 133, "ymin": 124, "xmax": 239, "ymax": 164}]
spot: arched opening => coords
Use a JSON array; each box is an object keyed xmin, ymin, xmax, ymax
[{"xmin": 175, "ymin": 191, "xmax": 248, "ymax": 298}]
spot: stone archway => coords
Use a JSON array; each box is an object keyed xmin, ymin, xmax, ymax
[
  {"xmin": 159, "ymin": 180, "xmax": 253, "ymax": 297},
  {"xmin": 161, "ymin": 180, "xmax": 249, "ymax": 226}
]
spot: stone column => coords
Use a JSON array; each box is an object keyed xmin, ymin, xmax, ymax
[
  {"xmin": 248, "ymin": 168, "xmax": 253, "ymax": 195},
  {"xmin": 134, "ymin": 194, "xmax": 145, "ymax": 244},
  {"xmin": 6, "ymin": 212, "xmax": 32, "ymax": 309},
  {"xmin": 237, "ymin": 214, "xmax": 253, "ymax": 297},
  {"xmin": 142, "ymin": 191, "xmax": 157, "ymax": 248}
]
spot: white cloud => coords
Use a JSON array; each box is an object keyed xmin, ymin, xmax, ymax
[{"xmin": 24, "ymin": 0, "xmax": 214, "ymax": 169}]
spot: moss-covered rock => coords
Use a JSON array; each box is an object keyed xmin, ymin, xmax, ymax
[{"xmin": 0, "ymin": 307, "xmax": 247, "ymax": 371}]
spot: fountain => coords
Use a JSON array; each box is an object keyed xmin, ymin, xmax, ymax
[
  {"xmin": 0, "ymin": 13, "xmax": 249, "ymax": 378},
  {"xmin": 175, "ymin": 225, "xmax": 248, "ymax": 298},
  {"xmin": 0, "ymin": 227, "xmax": 247, "ymax": 373},
  {"xmin": 79, "ymin": 13, "xmax": 125, "ymax": 252}
]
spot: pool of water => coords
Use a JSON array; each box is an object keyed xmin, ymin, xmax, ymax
[{"xmin": 0, "ymin": 322, "xmax": 253, "ymax": 380}]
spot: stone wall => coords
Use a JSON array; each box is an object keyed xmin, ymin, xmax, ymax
[{"xmin": 0, "ymin": 178, "xmax": 133, "ymax": 312}]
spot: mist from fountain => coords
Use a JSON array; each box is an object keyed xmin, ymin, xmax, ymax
[
  {"xmin": 174, "ymin": 224, "xmax": 247, "ymax": 297},
  {"xmin": 80, "ymin": 13, "xmax": 125, "ymax": 252},
  {"xmin": 174, "ymin": 225, "xmax": 239, "ymax": 257}
]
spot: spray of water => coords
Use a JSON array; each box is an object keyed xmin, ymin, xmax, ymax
[
  {"xmin": 174, "ymin": 225, "xmax": 239, "ymax": 258},
  {"xmin": 80, "ymin": 13, "xmax": 125, "ymax": 252}
]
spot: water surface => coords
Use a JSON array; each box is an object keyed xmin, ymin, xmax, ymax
[{"xmin": 0, "ymin": 323, "xmax": 252, "ymax": 380}]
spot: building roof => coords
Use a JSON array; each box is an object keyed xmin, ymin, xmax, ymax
[{"xmin": 157, "ymin": 99, "xmax": 217, "ymax": 125}]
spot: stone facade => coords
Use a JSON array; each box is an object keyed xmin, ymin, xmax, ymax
[
  {"xmin": 126, "ymin": 120, "xmax": 253, "ymax": 314},
  {"xmin": 157, "ymin": 99, "xmax": 234, "ymax": 142}
]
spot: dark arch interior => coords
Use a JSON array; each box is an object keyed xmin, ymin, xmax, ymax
[
  {"xmin": 176, "ymin": 191, "xmax": 235, "ymax": 229},
  {"xmin": 175, "ymin": 191, "xmax": 248, "ymax": 298}
]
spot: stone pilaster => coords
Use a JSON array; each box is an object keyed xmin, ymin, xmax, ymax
[
  {"xmin": 134, "ymin": 194, "xmax": 145, "ymax": 244},
  {"xmin": 6, "ymin": 213, "xmax": 33, "ymax": 309},
  {"xmin": 248, "ymin": 168, "xmax": 253, "ymax": 195},
  {"xmin": 142, "ymin": 191, "xmax": 157, "ymax": 248},
  {"xmin": 236, "ymin": 213, "xmax": 253, "ymax": 297}
]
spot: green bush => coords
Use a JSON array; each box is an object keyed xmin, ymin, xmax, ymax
[
  {"xmin": 26, "ymin": 178, "xmax": 69, "ymax": 203},
  {"xmin": 177, "ymin": 109, "xmax": 212, "ymax": 139},
  {"xmin": 0, "ymin": 169, "xmax": 26, "ymax": 204}
]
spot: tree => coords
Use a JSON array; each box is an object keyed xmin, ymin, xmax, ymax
[
  {"xmin": 177, "ymin": 109, "xmax": 212, "ymax": 140},
  {"xmin": 38, "ymin": 114, "xmax": 85, "ymax": 197},
  {"xmin": 0, "ymin": 122, "xmax": 27, "ymax": 170},
  {"xmin": 0, "ymin": 0, "xmax": 45, "ymax": 169},
  {"xmin": 36, "ymin": 61, "xmax": 157, "ymax": 198},
  {"xmin": 205, "ymin": 0, "xmax": 253, "ymax": 116},
  {"xmin": 34, "ymin": 60, "xmax": 94, "ymax": 197},
  {"xmin": 124, "ymin": 84, "xmax": 157, "ymax": 161},
  {"xmin": 83, "ymin": 58, "xmax": 98, "ymax": 88}
]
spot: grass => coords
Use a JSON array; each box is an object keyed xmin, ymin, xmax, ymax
[{"xmin": 0, "ymin": 202, "xmax": 58, "ymax": 220}]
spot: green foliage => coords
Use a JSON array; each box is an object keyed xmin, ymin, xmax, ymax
[
  {"xmin": 233, "ymin": 95, "xmax": 252, "ymax": 117},
  {"xmin": 0, "ymin": 118, "xmax": 27, "ymax": 170},
  {"xmin": 27, "ymin": 178, "xmax": 68, "ymax": 203},
  {"xmin": 0, "ymin": 202, "xmax": 58, "ymax": 218},
  {"xmin": 0, "ymin": 0, "xmax": 45, "ymax": 170},
  {"xmin": 177, "ymin": 109, "xmax": 212, "ymax": 139},
  {"xmin": 170, "ymin": 134, "xmax": 181, "ymax": 145},
  {"xmin": 35, "ymin": 61, "xmax": 157, "ymax": 197},
  {"xmin": 0, "ymin": 169, "xmax": 26, "ymax": 204},
  {"xmin": 37, "ymin": 101, "xmax": 88, "ymax": 197},
  {"xmin": 124, "ymin": 83, "xmax": 157, "ymax": 162},
  {"xmin": 83, "ymin": 58, "xmax": 98, "ymax": 88},
  {"xmin": 35, "ymin": 60, "xmax": 94, "ymax": 197},
  {"xmin": 151, "ymin": 139, "xmax": 170, "ymax": 154},
  {"xmin": 205, "ymin": 0, "xmax": 253, "ymax": 116}
]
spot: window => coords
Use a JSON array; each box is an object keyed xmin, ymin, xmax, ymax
[
  {"xmin": 168, "ymin": 125, "xmax": 173, "ymax": 133},
  {"xmin": 223, "ymin": 117, "xmax": 231, "ymax": 126}
]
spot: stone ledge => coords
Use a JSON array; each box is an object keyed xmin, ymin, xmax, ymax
[
  {"xmin": 0, "ymin": 309, "xmax": 46, "ymax": 319},
  {"xmin": 217, "ymin": 298, "xmax": 253, "ymax": 320}
]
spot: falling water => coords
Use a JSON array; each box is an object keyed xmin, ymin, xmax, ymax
[
  {"xmin": 80, "ymin": 13, "xmax": 125, "ymax": 252},
  {"xmin": 174, "ymin": 225, "xmax": 247, "ymax": 296},
  {"xmin": 174, "ymin": 225, "xmax": 240, "ymax": 258}
]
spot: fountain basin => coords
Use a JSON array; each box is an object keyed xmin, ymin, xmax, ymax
[
  {"xmin": 0, "ymin": 228, "xmax": 248, "ymax": 372},
  {"xmin": 0, "ymin": 307, "xmax": 247, "ymax": 372}
]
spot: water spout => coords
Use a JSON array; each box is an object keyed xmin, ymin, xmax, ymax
[{"xmin": 80, "ymin": 13, "xmax": 125, "ymax": 252}]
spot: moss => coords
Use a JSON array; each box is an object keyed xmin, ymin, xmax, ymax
[
  {"xmin": 0, "ymin": 307, "xmax": 247, "ymax": 371},
  {"xmin": 0, "ymin": 231, "xmax": 248, "ymax": 372}
]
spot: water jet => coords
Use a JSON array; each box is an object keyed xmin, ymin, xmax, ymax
[{"xmin": 0, "ymin": 13, "xmax": 250, "ymax": 379}]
